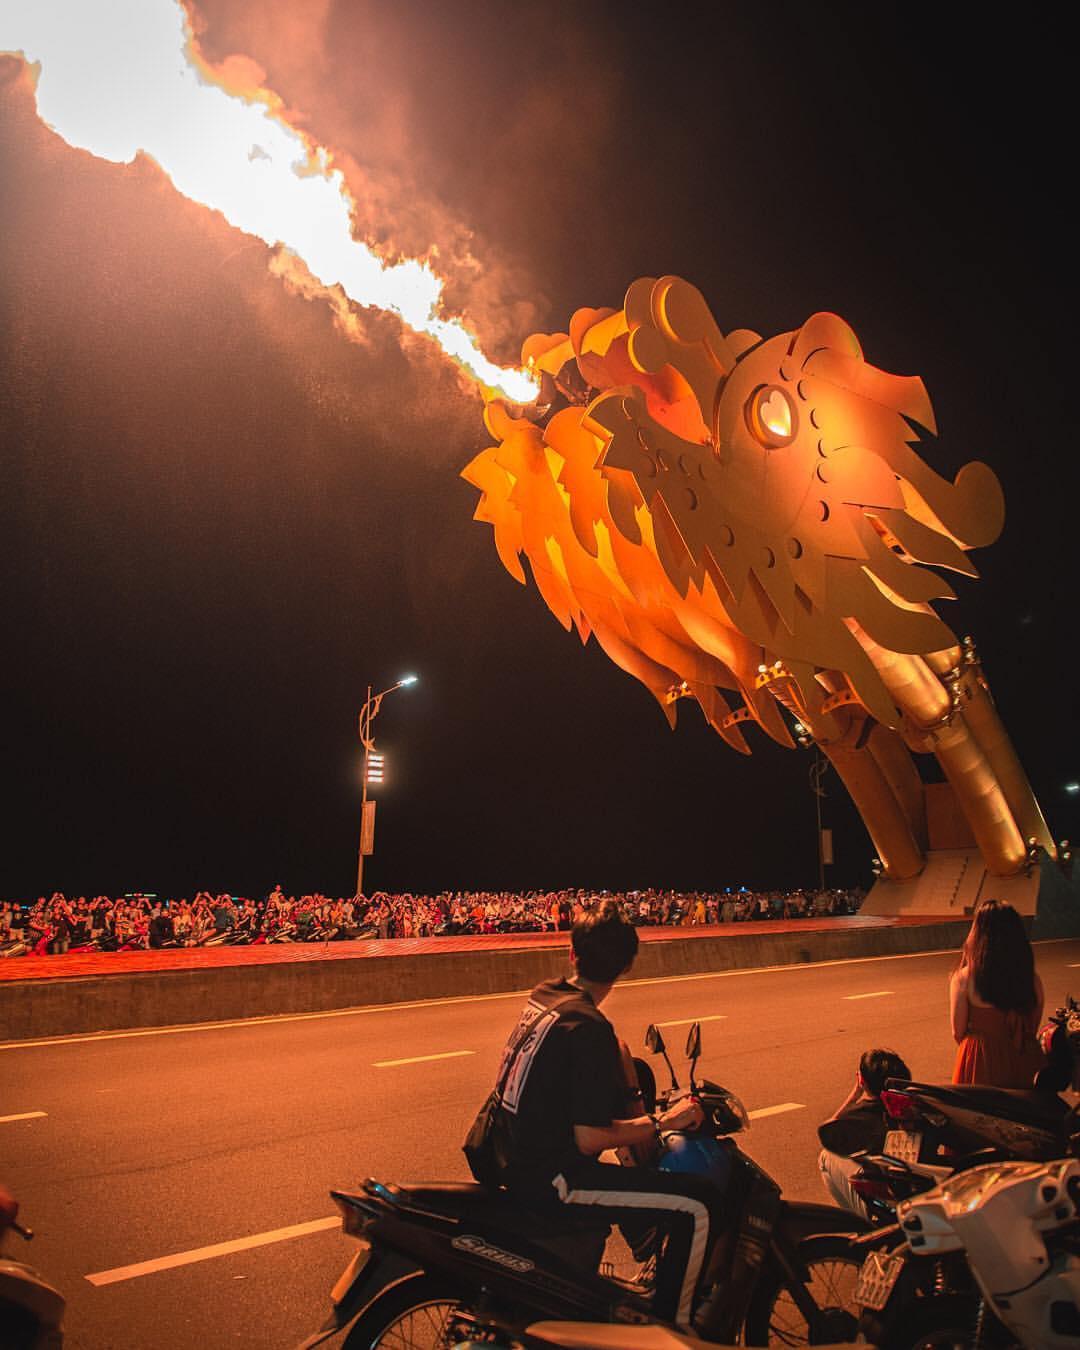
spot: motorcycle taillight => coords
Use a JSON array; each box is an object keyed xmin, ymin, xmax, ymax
[
  {"xmin": 880, "ymin": 1089, "xmax": 920, "ymax": 1125},
  {"xmin": 852, "ymin": 1175, "xmax": 895, "ymax": 1202},
  {"xmin": 333, "ymin": 1196, "xmax": 375, "ymax": 1238}
]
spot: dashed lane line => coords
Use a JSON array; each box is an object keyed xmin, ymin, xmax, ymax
[
  {"xmin": 0, "ymin": 1110, "xmax": 47, "ymax": 1124},
  {"xmin": 656, "ymin": 1015, "xmax": 727, "ymax": 1028},
  {"xmin": 373, "ymin": 1049, "xmax": 476, "ymax": 1068},
  {"xmin": 843, "ymin": 991, "xmax": 894, "ymax": 1001},
  {"xmin": 11, "ymin": 939, "xmax": 1075, "ymax": 1053},
  {"xmin": 85, "ymin": 1216, "xmax": 340, "ymax": 1286},
  {"xmin": 748, "ymin": 1102, "xmax": 805, "ymax": 1120}
]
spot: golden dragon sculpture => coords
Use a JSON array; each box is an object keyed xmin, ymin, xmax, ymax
[{"xmin": 463, "ymin": 276, "xmax": 1054, "ymax": 888}]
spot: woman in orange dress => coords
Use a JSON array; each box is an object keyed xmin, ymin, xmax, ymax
[{"xmin": 950, "ymin": 899, "xmax": 1045, "ymax": 1087}]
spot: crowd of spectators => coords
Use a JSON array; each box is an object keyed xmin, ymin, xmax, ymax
[{"xmin": 0, "ymin": 884, "xmax": 865, "ymax": 957}]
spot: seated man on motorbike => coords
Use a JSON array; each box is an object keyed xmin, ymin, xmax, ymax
[
  {"xmin": 465, "ymin": 899, "xmax": 725, "ymax": 1328},
  {"xmin": 818, "ymin": 1046, "xmax": 911, "ymax": 1217}
]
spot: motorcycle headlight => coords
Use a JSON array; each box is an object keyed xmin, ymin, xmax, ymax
[
  {"xmin": 935, "ymin": 1162, "xmax": 1044, "ymax": 1215},
  {"xmin": 704, "ymin": 1085, "xmax": 749, "ymax": 1133}
]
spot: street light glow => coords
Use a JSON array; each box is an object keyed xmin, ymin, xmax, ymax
[
  {"xmin": 399, "ymin": 674, "xmax": 418, "ymax": 686},
  {"xmin": 1066, "ymin": 782, "xmax": 1080, "ymax": 795}
]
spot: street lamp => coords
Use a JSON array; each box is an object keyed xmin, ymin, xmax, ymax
[
  {"xmin": 793, "ymin": 720, "xmax": 830, "ymax": 890},
  {"xmin": 356, "ymin": 675, "xmax": 418, "ymax": 896}
]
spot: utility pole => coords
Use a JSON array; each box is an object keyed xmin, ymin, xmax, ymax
[{"xmin": 810, "ymin": 748, "xmax": 828, "ymax": 891}]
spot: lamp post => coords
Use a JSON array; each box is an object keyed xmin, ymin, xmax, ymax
[
  {"xmin": 810, "ymin": 750, "xmax": 829, "ymax": 891},
  {"xmin": 356, "ymin": 674, "xmax": 417, "ymax": 897},
  {"xmin": 794, "ymin": 720, "xmax": 829, "ymax": 891}
]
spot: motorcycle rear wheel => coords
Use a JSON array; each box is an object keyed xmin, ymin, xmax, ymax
[
  {"xmin": 744, "ymin": 1234, "xmax": 861, "ymax": 1346},
  {"xmin": 342, "ymin": 1273, "xmax": 468, "ymax": 1350}
]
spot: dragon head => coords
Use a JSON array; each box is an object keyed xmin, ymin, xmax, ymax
[{"xmin": 464, "ymin": 275, "xmax": 1004, "ymax": 751}]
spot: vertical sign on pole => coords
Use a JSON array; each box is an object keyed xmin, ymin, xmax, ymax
[{"xmin": 360, "ymin": 800, "xmax": 377, "ymax": 856}]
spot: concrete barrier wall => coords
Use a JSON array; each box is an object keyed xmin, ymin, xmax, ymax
[{"xmin": 3, "ymin": 920, "xmax": 970, "ymax": 1042}]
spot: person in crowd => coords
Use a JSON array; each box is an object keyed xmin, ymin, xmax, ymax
[
  {"xmin": 212, "ymin": 894, "xmax": 236, "ymax": 936},
  {"xmin": 148, "ymin": 902, "xmax": 175, "ymax": 949},
  {"xmin": 950, "ymin": 898, "xmax": 1045, "ymax": 1087},
  {"xmin": 172, "ymin": 899, "xmax": 193, "ymax": 944},
  {"xmin": 68, "ymin": 899, "xmax": 91, "ymax": 947},
  {"xmin": 818, "ymin": 1047, "xmax": 912, "ymax": 1217}
]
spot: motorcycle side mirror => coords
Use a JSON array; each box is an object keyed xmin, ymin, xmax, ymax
[
  {"xmin": 685, "ymin": 1022, "xmax": 702, "ymax": 1090},
  {"xmin": 645, "ymin": 1023, "xmax": 679, "ymax": 1092},
  {"xmin": 685, "ymin": 1023, "xmax": 702, "ymax": 1062}
]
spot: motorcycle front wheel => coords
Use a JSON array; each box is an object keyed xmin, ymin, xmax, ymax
[
  {"xmin": 744, "ymin": 1233, "xmax": 862, "ymax": 1346},
  {"xmin": 342, "ymin": 1273, "xmax": 468, "ymax": 1350}
]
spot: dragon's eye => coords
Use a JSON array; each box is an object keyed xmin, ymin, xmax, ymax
[{"xmin": 746, "ymin": 385, "xmax": 797, "ymax": 448}]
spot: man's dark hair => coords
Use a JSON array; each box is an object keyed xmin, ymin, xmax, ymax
[
  {"xmin": 859, "ymin": 1047, "xmax": 911, "ymax": 1097},
  {"xmin": 571, "ymin": 899, "xmax": 639, "ymax": 983}
]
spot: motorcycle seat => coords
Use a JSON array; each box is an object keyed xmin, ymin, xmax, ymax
[
  {"xmin": 904, "ymin": 1081, "xmax": 1069, "ymax": 1132},
  {"xmin": 366, "ymin": 1180, "xmax": 610, "ymax": 1236}
]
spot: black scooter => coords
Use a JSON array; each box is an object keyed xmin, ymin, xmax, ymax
[
  {"xmin": 298, "ymin": 1022, "xmax": 868, "ymax": 1350},
  {"xmin": 841, "ymin": 1074, "xmax": 1077, "ymax": 1229}
]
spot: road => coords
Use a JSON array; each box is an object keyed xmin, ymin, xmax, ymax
[{"xmin": 4, "ymin": 938, "xmax": 1080, "ymax": 1349}]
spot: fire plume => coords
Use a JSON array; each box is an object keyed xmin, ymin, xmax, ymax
[{"xmin": 0, "ymin": 0, "xmax": 538, "ymax": 402}]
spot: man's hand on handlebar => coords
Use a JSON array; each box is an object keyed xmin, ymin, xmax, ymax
[{"xmin": 658, "ymin": 1096, "xmax": 705, "ymax": 1133}]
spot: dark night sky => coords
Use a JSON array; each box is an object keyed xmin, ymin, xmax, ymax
[{"xmin": 1, "ymin": 3, "xmax": 1076, "ymax": 899}]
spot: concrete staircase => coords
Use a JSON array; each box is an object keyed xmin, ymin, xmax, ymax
[{"xmin": 862, "ymin": 847, "xmax": 1070, "ymax": 925}]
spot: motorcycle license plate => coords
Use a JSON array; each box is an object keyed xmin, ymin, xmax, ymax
[
  {"xmin": 884, "ymin": 1128, "xmax": 922, "ymax": 1164},
  {"xmin": 331, "ymin": 1241, "xmax": 372, "ymax": 1305},
  {"xmin": 854, "ymin": 1249, "xmax": 904, "ymax": 1312}
]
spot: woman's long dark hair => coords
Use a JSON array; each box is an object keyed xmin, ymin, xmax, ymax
[{"xmin": 962, "ymin": 899, "xmax": 1037, "ymax": 1012}]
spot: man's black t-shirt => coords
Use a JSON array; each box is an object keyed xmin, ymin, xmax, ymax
[
  {"xmin": 818, "ymin": 1099, "xmax": 888, "ymax": 1157},
  {"xmin": 494, "ymin": 977, "xmax": 626, "ymax": 1186}
]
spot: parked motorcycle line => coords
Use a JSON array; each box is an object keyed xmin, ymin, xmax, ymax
[{"xmin": 835, "ymin": 1001, "xmax": 1080, "ymax": 1348}]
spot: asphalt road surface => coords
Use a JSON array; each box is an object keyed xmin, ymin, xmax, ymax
[{"xmin": 5, "ymin": 938, "xmax": 1080, "ymax": 1350}]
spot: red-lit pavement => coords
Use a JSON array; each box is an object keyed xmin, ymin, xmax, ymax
[{"xmin": 4, "ymin": 938, "xmax": 1079, "ymax": 1350}]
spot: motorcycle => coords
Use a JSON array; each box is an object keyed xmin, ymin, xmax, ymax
[
  {"xmin": 0, "ymin": 1202, "xmax": 65, "ymax": 1349},
  {"xmin": 838, "ymin": 1074, "xmax": 1078, "ymax": 1228},
  {"xmin": 852, "ymin": 1153, "xmax": 1080, "ymax": 1349},
  {"xmin": 299, "ymin": 1021, "xmax": 868, "ymax": 1350},
  {"xmin": 847, "ymin": 1004, "xmax": 1080, "ymax": 1348}
]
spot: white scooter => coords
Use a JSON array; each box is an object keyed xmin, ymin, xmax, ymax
[{"xmin": 856, "ymin": 1156, "xmax": 1080, "ymax": 1348}]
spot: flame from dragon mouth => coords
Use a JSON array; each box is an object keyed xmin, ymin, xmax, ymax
[{"xmin": 0, "ymin": 0, "xmax": 539, "ymax": 403}]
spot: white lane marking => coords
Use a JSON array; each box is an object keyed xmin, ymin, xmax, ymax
[
  {"xmin": 843, "ymin": 990, "xmax": 894, "ymax": 1001},
  {"xmin": 85, "ymin": 1216, "xmax": 339, "ymax": 1286},
  {"xmin": 373, "ymin": 1049, "xmax": 475, "ymax": 1068},
  {"xmin": 656, "ymin": 1014, "xmax": 727, "ymax": 1027},
  {"xmin": 0, "ymin": 1110, "xmax": 47, "ymax": 1124},
  {"xmin": 7, "ymin": 938, "xmax": 1076, "ymax": 1052},
  {"xmin": 748, "ymin": 1102, "xmax": 805, "ymax": 1120}
]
